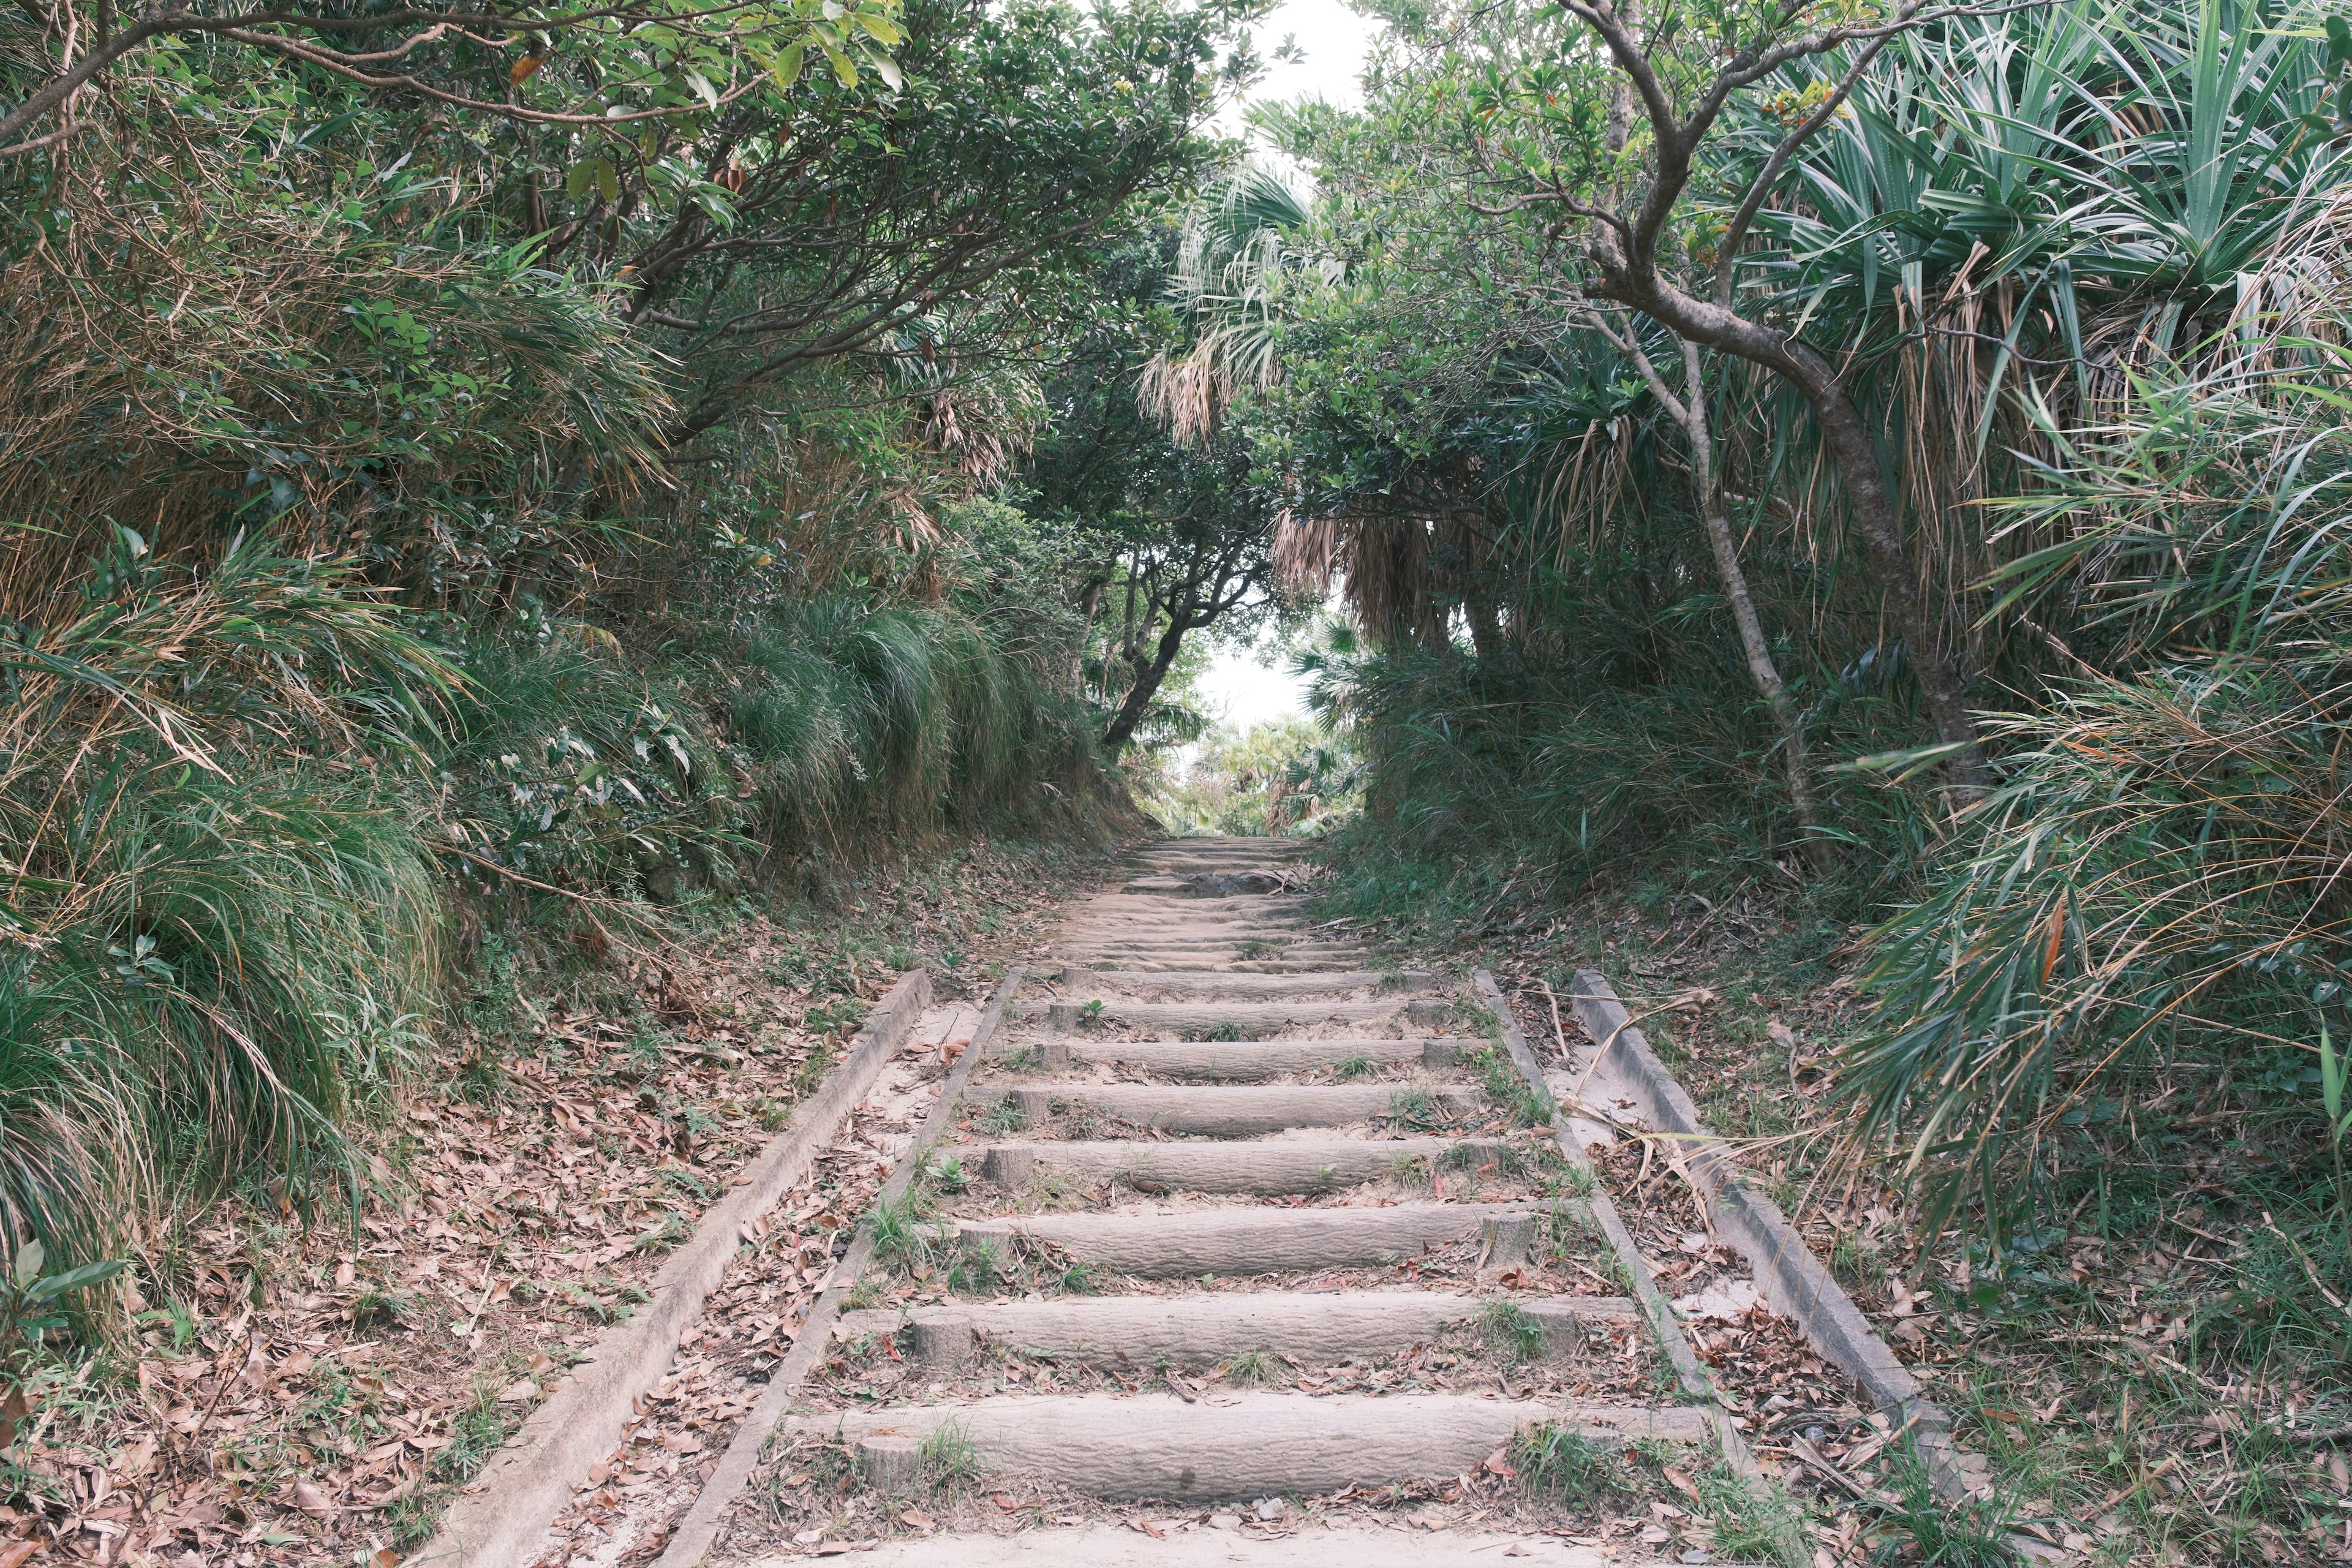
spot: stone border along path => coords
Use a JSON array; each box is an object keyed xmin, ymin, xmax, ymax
[
  {"xmin": 420, "ymin": 969, "xmax": 940, "ymax": 1568},
  {"xmin": 556, "ymin": 836, "xmax": 1737, "ymax": 1568}
]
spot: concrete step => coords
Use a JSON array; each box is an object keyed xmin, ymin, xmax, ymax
[
  {"xmin": 747, "ymin": 1525, "xmax": 1613, "ymax": 1566},
  {"xmin": 976, "ymin": 1136, "xmax": 1504, "ymax": 1193},
  {"xmin": 1119, "ymin": 874, "xmax": 1302, "ymax": 898},
  {"xmin": 1061, "ymin": 931, "xmax": 1352, "ymax": 948},
  {"xmin": 982, "ymin": 1082, "xmax": 1487, "ymax": 1136},
  {"xmin": 1057, "ymin": 919, "xmax": 1314, "ymax": 939},
  {"xmin": 784, "ymin": 1393, "xmax": 1707, "ymax": 1501},
  {"xmin": 1061, "ymin": 960, "xmax": 1377, "ymax": 975},
  {"xmin": 836, "ymin": 1289, "xmax": 1640, "ymax": 1370},
  {"xmin": 954, "ymin": 1200, "xmax": 1559, "ymax": 1276},
  {"xmin": 991, "ymin": 1035, "xmax": 1460, "ymax": 1081},
  {"xmin": 1054, "ymin": 969, "xmax": 1435, "ymax": 1000},
  {"xmin": 1021, "ymin": 1000, "xmax": 1446, "ymax": 1038}
]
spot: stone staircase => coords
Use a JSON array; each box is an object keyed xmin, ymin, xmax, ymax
[{"xmin": 714, "ymin": 837, "xmax": 1707, "ymax": 1564}]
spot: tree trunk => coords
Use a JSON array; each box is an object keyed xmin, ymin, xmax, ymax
[
  {"xmin": 1102, "ymin": 612, "xmax": 1193, "ymax": 752},
  {"xmin": 1664, "ymin": 344, "xmax": 1826, "ymax": 865},
  {"xmin": 1606, "ymin": 319, "xmax": 1830, "ymax": 865},
  {"xmin": 1588, "ymin": 273, "xmax": 1987, "ymax": 796},
  {"xmin": 1466, "ymin": 595, "xmax": 1504, "ymax": 661}
]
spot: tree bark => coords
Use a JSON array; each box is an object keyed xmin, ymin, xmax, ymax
[{"xmin": 1678, "ymin": 364, "xmax": 1830, "ymax": 870}]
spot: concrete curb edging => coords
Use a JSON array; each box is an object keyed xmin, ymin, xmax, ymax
[
  {"xmin": 651, "ymin": 965, "xmax": 1025, "ymax": 1568},
  {"xmin": 1564, "ymin": 968, "xmax": 1971, "ymax": 1502},
  {"xmin": 1470, "ymin": 971, "xmax": 1756, "ymax": 1485},
  {"xmin": 418, "ymin": 968, "xmax": 935, "ymax": 1568}
]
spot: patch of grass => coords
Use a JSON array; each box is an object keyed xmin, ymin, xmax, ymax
[
  {"xmin": 793, "ymin": 1041, "xmax": 841, "ymax": 1096},
  {"xmin": 806, "ymin": 997, "xmax": 869, "ymax": 1036},
  {"xmin": 1479, "ymin": 1300, "xmax": 1548, "ymax": 1362},
  {"xmin": 1692, "ymin": 1461, "xmax": 1808, "ymax": 1567},
  {"xmin": 1237, "ymin": 937, "xmax": 1280, "ymax": 959},
  {"xmin": 1384, "ymin": 1084, "xmax": 1453, "ymax": 1133},
  {"xmin": 1538, "ymin": 1201, "xmax": 1596, "ymax": 1261},
  {"xmin": 1332, "ymin": 1052, "xmax": 1378, "ymax": 1080},
  {"xmin": 978, "ymin": 1094, "xmax": 1028, "ymax": 1136},
  {"xmin": 1385, "ymin": 1153, "xmax": 1433, "ymax": 1191},
  {"xmin": 922, "ymin": 1154, "xmax": 971, "ymax": 1193},
  {"xmin": 1465, "ymin": 1042, "xmax": 1551, "ymax": 1127},
  {"xmin": 431, "ymin": 1380, "xmax": 513, "ymax": 1484},
  {"xmin": 869, "ymin": 1189, "xmax": 942, "ymax": 1271},
  {"xmin": 660, "ymin": 1166, "xmax": 720, "ymax": 1202},
  {"xmin": 1193, "ymin": 1019, "xmax": 1245, "ymax": 1042},
  {"xmin": 919, "ymin": 1420, "xmax": 982, "ymax": 1494},
  {"xmin": 350, "ymin": 1286, "xmax": 412, "ymax": 1333},
  {"xmin": 1871, "ymin": 1439, "xmax": 2015, "ymax": 1566},
  {"xmin": 1219, "ymin": 1348, "xmax": 1278, "ymax": 1385},
  {"xmin": 631, "ymin": 1211, "xmax": 690, "ymax": 1254},
  {"xmin": 948, "ymin": 1236, "xmax": 1005, "ymax": 1295},
  {"xmin": 1512, "ymin": 1423, "xmax": 1632, "ymax": 1507}
]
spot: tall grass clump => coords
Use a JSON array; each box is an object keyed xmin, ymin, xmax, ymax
[
  {"xmin": 0, "ymin": 537, "xmax": 455, "ymax": 1261},
  {"xmin": 735, "ymin": 596, "xmax": 1098, "ymax": 853},
  {"xmin": 1844, "ymin": 348, "xmax": 2352, "ymax": 1232}
]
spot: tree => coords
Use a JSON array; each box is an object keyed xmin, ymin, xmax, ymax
[
  {"xmin": 1025, "ymin": 227, "xmax": 1279, "ymax": 752},
  {"xmin": 1472, "ymin": 0, "xmax": 2003, "ymax": 793},
  {"xmin": 593, "ymin": 0, "xmax": 1263, "ymax": 439},
  {"xmin": 0, "ymin": 0, "xmax": 910, "ymax": 157},
  {"xmin": 1582, "ymin": 306, "xmax": 1825, "ymax": 860}
]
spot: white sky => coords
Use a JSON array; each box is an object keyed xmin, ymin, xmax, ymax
[
  {"xmin": 1197, "ymin": 1, "xmax": 1380, "ymax": 731},
  {"xmin": 1229, "ymin": 0, "xmax": 1384, "ymax": 123}
]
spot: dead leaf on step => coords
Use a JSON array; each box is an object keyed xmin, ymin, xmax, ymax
[
  {"xmin": 1126, "ymin": 1516, "xmax": 1164, "ymax": 1539},
  {"xmin": 1663, "ymin": 1464, "xmax": 1700, "ymax": 1501},
  {"xmin": 292, "ymin": 1479, "xmax": 336, "ymax": 1517},
  {"xmin": 899, "ymin": 1509, "xmax": 934, "ymax": 1529}
]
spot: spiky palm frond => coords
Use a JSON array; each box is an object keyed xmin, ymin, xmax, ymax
[{"xmin": 1139, "ymin": 160, "xmax": 1334, "ymax": 445}]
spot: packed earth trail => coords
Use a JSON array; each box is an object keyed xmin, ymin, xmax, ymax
[{"xmin": 516, "ymin": 837, "xmax": 1723, "ymax": 1567}]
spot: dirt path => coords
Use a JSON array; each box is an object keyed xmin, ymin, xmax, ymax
[{"xmin": 568, "ymin": 838, "xmax": 1709, "ymax": 1567}]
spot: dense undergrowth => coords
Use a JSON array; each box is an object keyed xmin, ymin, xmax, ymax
[
  {"xmin": 1236, "ymin": 0, "xmax": 2352, "ymax": 1261},
  {"xmin": 0, "ymin": 0, "xmax": 1218, "ymax": 1302}
]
